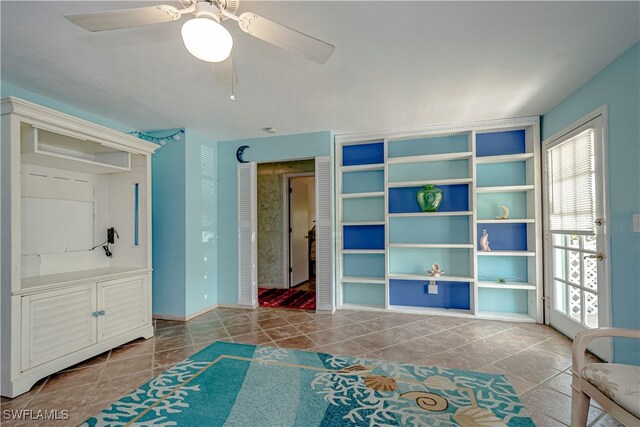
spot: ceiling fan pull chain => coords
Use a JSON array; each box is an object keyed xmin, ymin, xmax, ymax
[{"xmin": 230, "ymin": 52, "xmax": 236, "ymax": 101}]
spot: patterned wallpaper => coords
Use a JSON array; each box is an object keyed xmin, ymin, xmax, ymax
[{"xmin": 257, "ymin": 160, "xmax": 315, "ymax": 286}]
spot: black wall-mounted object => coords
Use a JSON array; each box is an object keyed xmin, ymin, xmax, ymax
[{"xmin": 236, "ymin": 145, "xmax": 250, "ymax": 163}]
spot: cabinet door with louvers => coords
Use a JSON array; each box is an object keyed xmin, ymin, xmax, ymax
[
  {"xmin": 21, "ymin": 283, "xmax": 97, "ymax": 371},
  {"xmin": 97, "ymin": 275, "xmax": 149, "ymax": 341}
]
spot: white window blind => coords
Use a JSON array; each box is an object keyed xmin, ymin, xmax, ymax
[{"xmin": 546, "ymin": 129, "xmax": 596, "ymax": 234}]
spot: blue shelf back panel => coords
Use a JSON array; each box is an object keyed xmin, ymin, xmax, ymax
[
  {"xmin": 477, "ymin": 162, "xmax": 527, "ymax": 187},
  {"xmin": 477, "ymin": 192, "xmax": 526, "ymax": 220},
  {"xmin": 476, "ymin": 130, "xmax": 526, "ymax": 157},
  {"xmin": 478, "ymin": 256, "xmax": 528, "ymax": 283},
  {"xmin": 343, "ymin": 253, "xmax": 386, "ymax": 278},
  {"xmin": 478, "ymin": 288, "xmax": 528, "ymax": 313},
  {"xmin": 389, "ymin": 247, "xmax": 471, "ymax": 277},
  {"xmin": 388, "ymin": 134, "xmax": 468, "ymax": 158},
  {"xmin": 389, "ymin": 216, "xmax": 470, "ymax": 244},
  {"xmin": 389, "ymin": 280, "xmax": 470, "ymax": 309},
  {"xmin": 343, "ymin": 197, "xmax": 385, "ymax": 222},
  {"xmin": 343, "ymin": 170, "xmax": 384, "ymax": 194},
  {"xmin": 342, "ymin": 142, "xmax": 384, "ymax": 166},
  {"xmin": 344, "ymin": 225, "xmax": 385, "ymax": 250},
  {"xmin": 477, "ymin": 223, "xmax": 528, "ymax": 251},
  {"xmin": 388, "ymin": 159, "xmax": 469, "ymax": 182},
  {"xmin": 343, "ymin": 282, "xmax": 385, "ymax": 306},
  {"xmin": 389, "ymin": 184, "xmax": 469, "ymax": 213}
]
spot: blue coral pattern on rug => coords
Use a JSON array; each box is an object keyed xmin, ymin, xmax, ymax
[{"xmin": 81, "ymin": 341, "xmax": 534, "ymax": 426}]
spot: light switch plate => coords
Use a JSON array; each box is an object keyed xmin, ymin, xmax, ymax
[
  {"xmin": 634, "ymin": 214, "xmax": 640, "ymax": 233},
  {"xmin": 428, "ymin": 283, "xmax": 438, "ymax": 294}
]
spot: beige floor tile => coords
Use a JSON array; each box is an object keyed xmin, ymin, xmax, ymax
[
  {"xmin": 533, "ymin": 335, "xmax": 574, "ymax": 357},
  {"xmin": 189, "ymin": 319, "xmax": 225, "ymax": 334},
  {"xmin": 225, "ymin": 322, "xmax": 263, "ymax": 337},
  {"xmin": 312, "ymin": 340, "xmax": 369, "ymax": 357},
  {"xmin": 108, "ymin": 338, "xmax": 155, "ymax": 362},
  {"xmin": 154, "ymin": 319, "xmax": 186, "ymax": 330},
  {"xmin": 39, "ymin": 365, "xmax": 103, "ymax": 394},
  {"xmin": 306, "ymin": 328, "xmax": 352, "ymax": 346},
  {"xmin": 232, "ymin": 331, "xmax": 275, "ymax": 346},
  {"xmin": 479, "ymin": 364, "xmax": 537, "ymax": 395},
  {"xmin": 103, "ymin": 354, "xmax": 153, "ymax": 380},
  {"xmin": 495, "ymin": 351, "xmax": 566, "ymax": 384},
  {"xmin": 543, "ymin": 371, "xmax": 573, "ymax": 397},
  {"xmin": 154, "ymin": 346, "xmax": 196, "ymax": 368},
  {"xmin": 362, "ymin": 314, "xmax": 418, "ymax": 331},
  {"xmin": 154, "ymin": 334, "xmax": 194, "ymax": 352},
  {"xmin": 450, "ymin": 320, "xmax": 514, "ymax": 340},
  {"xmin": 220, "ymin": 314, "xmax": 253, "ymax": 327},
  {"xmin": 350, "ymin": 327, "xmax": 420, "ymax": 351},
  {"xmin": 264, "ymin": 325, "xmax": 302, "ymax": 341},
  {"xmin": 275, "ymin": 335, "xmax": 316, "ymax": 350},
  {"xmin": 282, "ymin": 312, "xmax": 315, "ymax": 324},
  {"xmin": 520, "ymin": 386, "xmax": 601, "ymax": 425},
  {"xmin": 190, "ymin": 327, "xmax": 229, "ymax": 344},
  {"xmin": 528, "ymin": 410, "xmax": 568, "ymax": 426},
  {"xmin": 25, "ymin": 383, "xmax": 96, "ymax": 426},
  {"xmin": 589, "ymin": 413, "xmax": 625, "ymax": 426},
  {"xmin": 90, "ymin": 371, "xmax": 153, "ymax": 408},
  {"xmin": 61, "ymin": 351, "xmax": 110, "ymax": 372},
  {"xmin": 154, "ymin": 324, "xmax": 190, "ymax": 339},
  {"xmin": 257, "ymin": 317, "xmax": 292, "ymax": 330},
  {"xmin": 404, "ymin": 319, "xmax": 443, "ymax": 335}
]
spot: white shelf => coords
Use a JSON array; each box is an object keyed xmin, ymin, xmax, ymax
[
  {"xmin": 476, "ymin": 185, "xmax": 534, "ymax": 193},
  {"xmin": 340, "ymin": 163, "xmax": 385, "ymax": 172},
  {"xmin": 340, "ymin": 303, "xmax": 386, "ymax": 311},
  {"xmin": 387, "ymin": 178, "xmax": 472, "ymax": 188},
  {"xmin": 476, "ymin": 153, "xmax": 534, "ymax": 164},
  {"xmin": 477, "ymin": 281, "xmax": 536, "ymax": 290},
  {"xmin": 389, "ymin": 243, "xmax": 473, "ymax": 249},
  {"xmin": 387, "ymin": 151, "xmax": 473, "ymax": 164},
  {"xmin": 477, "ymin": 311, "xmax": 536, "ymax": 323},
  {"xmin": 341, "ymin": 221, "xmax": 385, "ymax": 226},
  {"xmin": 343, "ymin": 249, "xmax": 385, "ymax": 254},
  {"xmin": 341, "ymin": 191, "xmax": 384, "ymax": 199},
  {"xmin": 388, "ymin": 305, "xmax": 473, "ymax": 317},
  {"xmin": 477, "ymin": 219, "xmax": 535, "ymax": 224},
  {"xmin": 477, "ymin": 251, "xmax": 535, "ymax": 257},
  {"xmin": 388, "ymin": 211, "xmax": 473, "ymax": 218},
  {"xmin": 341, "ymin": 276, "xmax": 386, "ymax": 284},
  {"xmin": 389, "ymin": 273, "xmax": 473, "ymax": 282}
]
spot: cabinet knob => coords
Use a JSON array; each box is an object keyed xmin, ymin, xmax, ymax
[
  {"xmin": 98, "ymin": 310, "xmax": 106, "ymax": 316},
  {"xmin": 92, "ymin": 311, "xmax": 100, "ymax": 317}
]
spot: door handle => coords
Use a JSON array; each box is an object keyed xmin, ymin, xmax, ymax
[{"xmin": 583, "ymin": 252, "xmax": 604, "ymax": 261}]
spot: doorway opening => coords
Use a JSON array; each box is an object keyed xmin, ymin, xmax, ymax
[{"xmin": 256, "ymin": 161, "xmax": 316, "ymax": 310}]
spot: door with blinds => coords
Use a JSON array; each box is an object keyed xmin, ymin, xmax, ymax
[
  {"xmin": 237, "ymin": 162, "xmax": 257, "ymax": 307},
  {"xmin": 543, "ymin": 112, "xmax": 610, "ymax": 360}
]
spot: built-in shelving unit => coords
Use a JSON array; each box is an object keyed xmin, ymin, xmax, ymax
[{"xmin": 336, "ymin": 118, "xmax": 542, "ymax": 323}]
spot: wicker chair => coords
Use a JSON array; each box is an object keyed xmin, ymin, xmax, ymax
[{"xmin": 571, "ymin": 328, "xmax": 640, "ymax": 426}]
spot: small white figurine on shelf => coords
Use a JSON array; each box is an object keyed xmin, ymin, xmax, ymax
[
  {"xmin": 480, "ymin": 228, "xmax": 491, "ymax": 252},
  {"xmin": 496, "ymin": 205, "xmax": 510, "ymax": 220},
  {"xmin": 428, "ymin": 263, "xmax": 444, "ymax": 277}
]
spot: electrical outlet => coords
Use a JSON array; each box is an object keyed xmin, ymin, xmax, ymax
[
  {"xmin": 427, "ymin": 282, "xmax": 438, "ymax": 294},
  {"xmin": 107, "ymin": 227, "xmax": 116, "ymax": 244},
  {"xmin": 634, "ymin": 214, "xmax": 640, "ymax": 233}
]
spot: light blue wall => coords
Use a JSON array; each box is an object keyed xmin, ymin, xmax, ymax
[
  {"xmin": 542, "ymin": 42, "xmax": 640, "ymax": 364},
  {"xmin": 1, "ymin": 82, "xmax": 129, "ymax": 132},
  {"xmin": 150, "ymin": 130, "xmax": 187, "ymax": 317},
  {"xmin": 217, "ymin": 131, "xmax": 332, "ymax": 304}
]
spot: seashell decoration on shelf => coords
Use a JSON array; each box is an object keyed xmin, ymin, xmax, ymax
[
  {"xmin": 496, "ymin": 205, "xmax": 510, "ymax": 220},
  {"xmin": 428, "ymin": 263, "xmax": 444, "ymax": 277}
]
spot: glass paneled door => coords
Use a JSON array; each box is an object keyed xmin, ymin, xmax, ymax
[{"xmin": 543, "ymin": 112, "xmax": 610, "ymax": 360}]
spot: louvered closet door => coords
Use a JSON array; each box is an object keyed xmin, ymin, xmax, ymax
[
  {"xmin": 21, "ymin": 284, "xmax": 97, "ymax": 371},
  {"xmin": 315, "ymin": 156, "xmax": 335, "ymax": 312},
  {"xmin": 97, "ymin": 275, "xmax": 148, "ymax": 341},
  {"xmin": 237, "ymin": 162, "xmax": 257, "ymax": 307}
]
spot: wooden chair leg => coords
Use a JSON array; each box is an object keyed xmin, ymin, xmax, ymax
[{"xmin": 571, "ymin": 388, "xmax": 591, "ymax": 426}]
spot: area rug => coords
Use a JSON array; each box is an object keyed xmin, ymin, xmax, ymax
[
  {"xmin": 81, "ymin": 341, "xmax": 534, "ymax": 426},
  {"xmin": 258, "ymin": 287, "xmax": 316, "ymax": 310}
]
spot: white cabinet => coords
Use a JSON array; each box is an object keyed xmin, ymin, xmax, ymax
[
  {"xmin": 21, "ymin": 284, "xmax": 97, "ymax": 371},
  {"xmin": 1, "ymin": 97, "xmax": 158, "ymax": 398},
  {"xmin": 97, "ymin": 276, "xmax": 148, "ymax": 341}
]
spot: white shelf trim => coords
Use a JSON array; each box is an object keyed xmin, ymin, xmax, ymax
[
  {"xmin": 389, "ymin": 243, "xmax": 473, "ymax": 249},
  {"xmin": 387, "ymin": 151, "xmax": 472, "ymax": 164},
  {"xmin": 340, "ymin": 191, "xmax": 385, "ymax": 199},
  {"xmin": 340, "ymin": 163, "xmax": 385, "ymax": 172},
  {"xmin": 476, "ymin": 185, "xmax": 534, "ymax": 193},
  {"xmin": 477, "ymin": 281, "xmax": 536, "ymax": 290},
  {"xmin": 476, "ymin": 153, "xmax": 534, "ymax": 164},
  {"xmin": 388, "ymin": 211, "xmax": 473, "ymax": 218},
  {"xmin": 477, "ymin": 251, "xmax": 535, "ymax": 257},
  {"xmin": 343, "ymin": 249, "xmax": 385, "ymax": 254},
  {"xmin": 341, "ymin": 221, "xmax": 385, "ymax": 226},
  {"xmin": 389, "ymin": 273, "xmax": 473, "ymax": 282},
  {"xmin": 476, "ymin": 219, "xmax": 535, "ymax": 224},
  {"xmin": 387, "ymin": 178, "xmax": 473, "ymax": 188},
  {"xmin": 341, "ymin": 276, "xmax": 386, "ymax": 284},
  {"xmin": 387, "ymin": 305, "xmax": 473, "ymax": 317}
]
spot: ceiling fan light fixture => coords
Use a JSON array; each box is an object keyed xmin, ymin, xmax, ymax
[{"xmin": 181, "ymin": 5, "xmax": 232, "ymax": 63}]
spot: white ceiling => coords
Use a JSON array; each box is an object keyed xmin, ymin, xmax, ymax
[{"xmin": 2, "ymin": 1, "xmax": 639, "ymax": 141}]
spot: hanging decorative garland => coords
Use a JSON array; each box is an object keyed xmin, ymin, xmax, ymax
[{"xmin": 129, "ymin": 129, "xmax": 185, "ymax": 148}]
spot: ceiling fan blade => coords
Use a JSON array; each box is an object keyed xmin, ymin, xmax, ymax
[
  {"xmin": 210, "ymin": 56, "xmax": 238, "ymax": 85},
  {"xmin": 65, "ymin": 5, "xmax": 181, "ymax": 32},
  {"xmin": 238, "ymin": 12, "xmax": 334, "ymax": 64}
]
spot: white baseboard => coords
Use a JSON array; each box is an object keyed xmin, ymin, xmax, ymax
[
  {"xmin": 217, "ymin": 303, "xmax": 259, "ymax": 310},
  {"xmin": 153, "ymin": 304, "xmax": 219, "ymax": 322}
]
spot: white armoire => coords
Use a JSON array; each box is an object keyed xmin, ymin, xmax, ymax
[{"xmin": 1, "ymin": 97, "xmax": 158, "ymax": 397}]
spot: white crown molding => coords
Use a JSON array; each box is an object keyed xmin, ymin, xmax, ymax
[
  {"xmin": 335, "ymin": 116, "xmax": 540, "ymax": 144},
  {"xmin": 1, "ymin": 96, "xmax": 158, "ymax": 154}
]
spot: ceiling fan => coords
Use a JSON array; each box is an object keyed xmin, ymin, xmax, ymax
[{"xmin": 65, "ymin": 0, "xmax": 335, "ymax": 85}]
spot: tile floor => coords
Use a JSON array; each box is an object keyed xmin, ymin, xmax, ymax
[{"xmin": 0, "ymin": 307, "xmax": 617, "ymax": 426}]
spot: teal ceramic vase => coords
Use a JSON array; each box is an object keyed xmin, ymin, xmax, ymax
[{"xmin": 416, "ymin": 184, "xmax": 444, "ymax": 212}]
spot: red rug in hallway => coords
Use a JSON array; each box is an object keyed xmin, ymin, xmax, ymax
[{"xmin": 258, "ymin": 288, "xmax": 316, "ymax": 310}]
